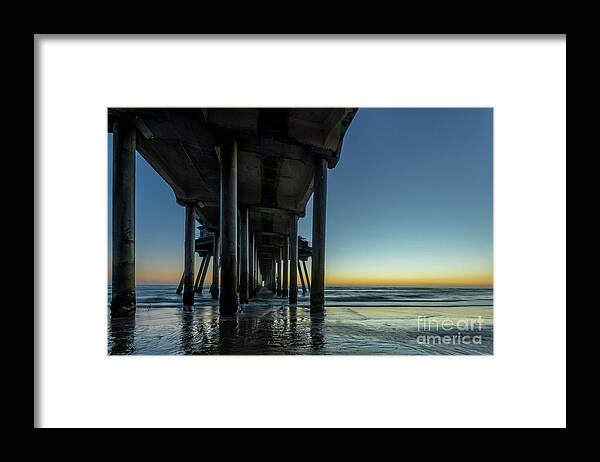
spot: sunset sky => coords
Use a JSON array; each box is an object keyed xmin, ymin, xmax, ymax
[{"xmin": 108, "ymin": 108, "xmax": 493, "ymax": 287}]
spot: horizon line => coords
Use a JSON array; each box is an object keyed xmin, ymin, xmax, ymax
[{"xmin": 108, "ymin": 282, "xmax": 493, "ymax": 289}]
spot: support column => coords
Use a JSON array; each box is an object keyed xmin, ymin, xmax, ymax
[
  {"xmin": 239, "ymin": 207, "xmax": 249, "ymax": 304},
  {"xmin": 197, "ymin": 254, "xmax": 211, "ymax": 294},
  {"xmin": 237, "ymin": 214, "xmax": 241, "ymax": 292},
  {"xmin": 310, "ymin": 158, "xmax": 327, "ymax": 312},
  {"xmin": 264, "ymin": 260, "xmax": 269, "ymax": 290},
  {"xmin": 289, "ymin": 217, "xmax": 299, "ymax": 304},
  {"xmin": 219, "ymin": 139, "xmax": 239, "ymax": 314},
  {"xmin": 194, "ymin": 253, "xmax": 207, "ymax": 292},
  {"xmin": 249, "ymin": 232, "xmax": 255, "ymax": 298},
  {"xmin": 110, "ymin": 120, "xmax": 136, "ymax": 317},
  {"xmin": 271, "ymin": 253, "xmax": 277, "ymax": 292},
  {"xmin": 176, "ymin": 272, "xmax": 185, "ymax": 294},
  {"xmin": 183, "ymin": 204, "xmax": 196, "ymax": 306},
  {"xmin": 276, "ymin": 248, "xmax": 282, "ymax": 296},
  {"xmin": 298, "ymin": 261, "xmax": 307, "ymax": 294},
  {"xmin": 256, "ymin": 254, "xmax": 259, "ymax": 289},
  {"xmin": 282, "ymin": 236, "xmax": 289, "ymax": 298},
  {"xmin": 210, "ymin": 231, "xmax": 220, "ymax": 300},
  {"xmin": 303, "ymin": 259, "xmax": 311, "ymax": 291}
]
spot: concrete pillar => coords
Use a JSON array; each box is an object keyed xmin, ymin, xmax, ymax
[
  {"xmin": 210, "ymin": 231, "xmax": 220, "ymax": 299},
  {"xmin": 271, "ymin": 253, "xmax": 277, "ymax": 292},
  {"xmin": 255, "ymin": 257, "xmax": 259, "ymax": 289},
  {"xmin": 183, "ymin": 204, "xmax": 196, "ymax": 306},
  {"xmin": 255, "ymin": 239, "xmax": 259, "ymax": 291},
  {"xmin": 197, "ymin": 253, "xmax": 211, "ymax": 294},
  {"xmin": 282, "ymin": 236, "xmax": 289, "ymax": 298},
  {"xmin": 176, "ymin": 272, "xmax": 184, "ymax": 294},
  {"xmin": 256, "ymin": 247, "xmax": 260, "ymax": 290},
  {"xmin": 194, "ymin": 253, "xmax": 207, "ymax": 292},
  {"xmin": 255, "ymin": 252, "xmax": 259, "ymax": 289},
  {"xmin": 269, "ymin": 254, "xmax": 273, "ymax": 291},
  {"xmin": 110, "ymin": 120, "xmax": 136, "ymax": 318},
  {"xmin": 310, "ymin": 158, "xmax": 327, "ymax": 312},
  {"xmin": 289, "ymin": 217, "xmax": 299, "ymax": 304},
  {"xmin": 249, "ymin": 232, "xmax": 255, "ymax": 297},
  {"xmin": 303, "ymin": 259, "xmax": 311, "ymax": 291},
  {"xmin": 264, "ymin": 260, "xmax": 269, "ymax": 290},
  {"xmin": 276, "ymin": 248, "xmax": 282, "ymax": 296},
  {"xmin": 237, "ymin": 214, "xmax": 241, "ymax": 292},
  {"xmin": 219, "ymin": 139, "xmax": 239, "ymax": 314},
  {"xmin": 298, "ymin": 261, "xmax": 307, "ymax": 294},
  {"xmin": 239, "ymin": 207, "xmax": 249, "ymax": 304},
  {"xmin": 264, "ymin": 260, "xmax": 269, "ymax": 289}
]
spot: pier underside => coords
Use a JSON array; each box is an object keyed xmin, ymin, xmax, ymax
[{"xmin": 109, "ymin": 108, "xmax": 357, "ymax": 316}]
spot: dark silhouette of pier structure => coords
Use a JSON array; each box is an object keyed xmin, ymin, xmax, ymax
[{"xmin": 109, "ymin": 108, "xmax": 356, "ymax": 317}]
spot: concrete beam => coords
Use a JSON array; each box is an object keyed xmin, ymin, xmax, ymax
[{"xmin": 234, "ymin": 133, "xmax": 338, "ymax": 165}]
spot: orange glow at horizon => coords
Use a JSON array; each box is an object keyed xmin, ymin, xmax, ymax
[
  {"xmin": 109, "ymin": 265, "xmax": 492, "ymax": 288},
  {"xmin": 324, "ymin": 273, "xmax": 492, "ymax": 287},
  {"xmin": 325, "ymin": 267, "xmax": 492, "ymax": 287}
]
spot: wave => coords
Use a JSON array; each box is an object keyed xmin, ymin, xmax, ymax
[{"xmin": 108, "ymin": 285, "xmax": 492, "ymax": 308}]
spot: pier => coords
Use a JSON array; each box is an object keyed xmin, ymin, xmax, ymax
[{"xmin": 109, "ymin": 108, "xmax": 357, "ymax": 317}]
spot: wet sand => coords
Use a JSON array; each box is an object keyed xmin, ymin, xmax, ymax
[{"xmin": 108, "ymin": 290, "xmax": 493, "ymax": 355}]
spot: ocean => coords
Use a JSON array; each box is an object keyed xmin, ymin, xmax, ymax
[{"xmin": 108, "ymin": 285, "xmax": 493, "ymax": 355}]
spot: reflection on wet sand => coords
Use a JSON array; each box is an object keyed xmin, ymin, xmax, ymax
[
  {"xmin": 180, "ymin": 309, "xmax": 194, "ymax": 355},
  {"xmin": 218, "ymin": 316, "xmax": 239, "ymax": 354},
  {"xmin": 309, "ymin": 313, "xmax": 325, "ymax": 352},
  {"xmin": 108, "ymin": 303, "xmax": 493, "ymax": 355},
  {"xmin": 109, "ymin": 316, "xmax": 136, "ymax": 355}
]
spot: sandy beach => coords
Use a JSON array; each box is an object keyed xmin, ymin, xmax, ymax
[{"xmin": 108, "ymin": 286, "xmax": 493, "ymax": 355}]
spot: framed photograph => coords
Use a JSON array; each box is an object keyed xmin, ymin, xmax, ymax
[
  {"xmin": 107, "ymin": 107, "xmax": 494, "ymax": 356},
  {"xmin": 35, "ymin": 34, "xmax": 566, "ymax": 428}
]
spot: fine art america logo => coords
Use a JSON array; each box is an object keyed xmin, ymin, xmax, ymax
[{"xmin": 416, "ymin": 316, "xmax": 484, "ymax": 345}]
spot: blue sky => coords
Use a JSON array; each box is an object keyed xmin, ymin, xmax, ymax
[{"xmin": 108, "ymin": 108, "xmax": 493, "ymax": 286}]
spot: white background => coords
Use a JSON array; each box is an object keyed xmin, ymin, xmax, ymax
[{"xmin": 35, "ymin": 35, "xmax": 566, "ymax": 428}]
